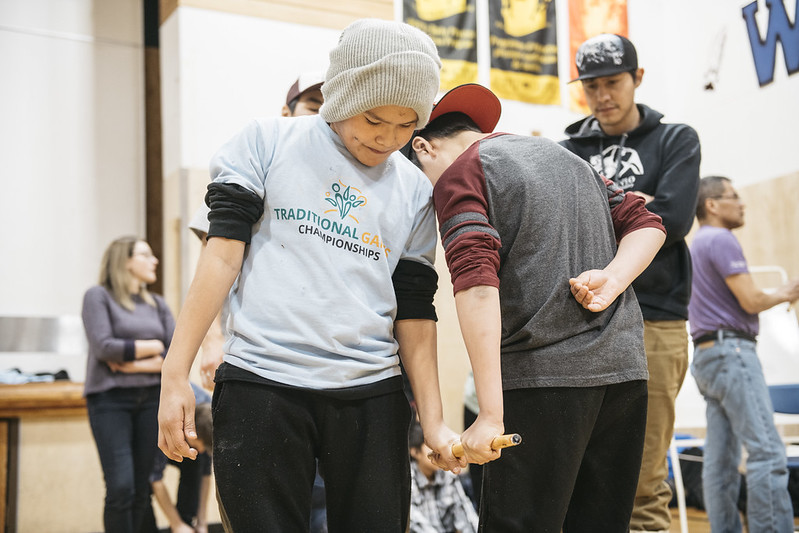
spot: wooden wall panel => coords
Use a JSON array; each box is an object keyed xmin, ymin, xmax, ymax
[
  {"xmin": 736, "ymin": 172, "xmax": 799, "ymax": 281},
  {"xmin": 161, "ymin": 0, "xmax": 393, "ymax": 28},
  {"xmin": 735, "ymin": 172, "xmax": 799, "ymax": 321}
]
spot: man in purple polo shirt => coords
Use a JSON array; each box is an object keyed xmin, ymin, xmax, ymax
[{"xmin": 689, "ymin": 175, "xmax": 799, "ymax": 533}]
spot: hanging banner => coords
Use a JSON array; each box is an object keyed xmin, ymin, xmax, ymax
[
  {"xmin": 404, "ymin": 0, "xmax": 478, "ymax": 91},
  {"xmin": 488, "ymin": 0, "xmax": 560, "ymax": 105},
  {"xmin": 568, "ymin": 0, "xmax": 628, "ymax": 113}
]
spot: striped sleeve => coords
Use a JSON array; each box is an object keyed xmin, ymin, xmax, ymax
[
  {"xmin": 600, "ymin": 175, "xmax": 665, "ymax": 242},
  {"xmin": 432, "ymin": 142, "xmax": 501, "ymax": 294}
]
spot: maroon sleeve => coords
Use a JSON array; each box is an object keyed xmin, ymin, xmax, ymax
[
  {"xmin": 602, "ymin": 174, "xmax": 666, "ymax": 241},
  {"xmin": 432, "ymin": 142, "xmax": 501, "ymax": 294}
]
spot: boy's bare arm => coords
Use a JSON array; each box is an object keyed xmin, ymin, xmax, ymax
[
  {"xmin": 453, "ymin": 285, "xmax": 505, "ymax": 465},
  {"xmin": 570, "ymin": 227, "xmax": 666, "ymax": 312},
  {"xmin": 159, "ymin": 237, "xmax": 245, "ymax": 461},
  {"xmin": 195, "ymin": 473, "xmax": 211, "ymax": 533},
  {"xmin": 151, "ymin": 480, "xmax": 194, "ymax": 533},
  {"xmin": 199, "ymin": 309, "xmax": 225, "ymax": 390},
  {"xmin": 197, "ymin": 237, "xmax": 226, "ymax": 390},
  {"xmin": 395, "ymin": 319, "xmax": 464, "ymax": 473}
]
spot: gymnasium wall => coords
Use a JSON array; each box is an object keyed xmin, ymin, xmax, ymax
[{"xmin": 0, "ymin": 0, "xmax": 795, "ymax": 529}]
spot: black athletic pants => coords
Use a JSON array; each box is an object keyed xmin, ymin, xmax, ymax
[
  {"xmin": 480, "ymin": 380, "xmax": 648, "ymax": 533},
  {"xmin": 212, "ymin": 380, "xmax": 412, "ymax": 532}
]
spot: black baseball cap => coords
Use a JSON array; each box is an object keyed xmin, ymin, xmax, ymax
[{"xmin": 570, "ymin": 34, "xmax": 638, "ymax": 83}]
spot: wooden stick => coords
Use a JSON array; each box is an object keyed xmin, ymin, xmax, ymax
[{"xmin": 451, "ymin": 433, "xmax": 522, "ymax": 458}]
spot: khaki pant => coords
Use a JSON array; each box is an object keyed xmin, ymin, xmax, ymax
[{"xmin": 629, "ymin": 320, "xmax": 689, "ymax": 532}]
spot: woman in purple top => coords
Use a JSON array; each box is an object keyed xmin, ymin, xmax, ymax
[{"xmin": 82, "ymin": 236, "xmax": 175, "ymax": 533}]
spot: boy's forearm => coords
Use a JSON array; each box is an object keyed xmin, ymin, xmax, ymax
[
  {"xmin": 163, "ymin": 237, "xmax": 244, "ymax": 379},
  {"xmin": 453, "ymin": 285, "xmax": 504, "ymax": 420},
  {"xmin": 197, "ymin": 474, "xmax": 211, "ymax": 523},
  {"xmin": 151, "ymin": 480, "xmax": 184, "ymax": 527},
  {"xmin": 395, "ymin": 319, "xmax": 445, "ymax": 426},
  {"xmin": 605, "ymin": 227, "xmax": 666, "ymax": 289}
]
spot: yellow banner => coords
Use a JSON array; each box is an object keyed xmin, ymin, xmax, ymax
[
  {"xmin": 404, "ymin": 0, "xmax": 478, "ymax": 91},
  {"xmin": 488, "ymin": 0, "xmax": 560, "ymax": 105},
  {"xmin": 490, "ymin": 70, "xmax": 559, "ymax": 105}
]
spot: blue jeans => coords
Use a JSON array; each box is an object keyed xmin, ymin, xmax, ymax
[
  {"xmin": 87, "ymin": 385, "xmax": 160, "ymax": 533},
  {"xmin": 691, "ymin": 337, "xmax": 793, "ymax": 533}
]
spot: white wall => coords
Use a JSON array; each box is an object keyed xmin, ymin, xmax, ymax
[
  {"xmin": 0, "ymin": 0, "xmax": 145, "ymax": 318},
  {"xmin": 629, "ymin": 0, "xmax": 797, "ymax": 186},
  {"xmin": 161, "ymin": 7, "xmax": 341, "ymax": 177}
]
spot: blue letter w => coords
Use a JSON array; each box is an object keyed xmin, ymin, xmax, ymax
[{"xmin": 742, "ymin": 0, "xmax": 799, "ymax": 86}]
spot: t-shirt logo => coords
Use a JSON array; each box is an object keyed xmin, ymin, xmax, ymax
[
  {"xmin": 325, "ymin": 181, "xmax": 367, "ymax": 221},
  {"xmin": 273, "ymin": 180, "xmax": 388, "ymax": 261},
  {"xmin": 589, "ymin": 145, "xmax": 644, "ymax": 190}
]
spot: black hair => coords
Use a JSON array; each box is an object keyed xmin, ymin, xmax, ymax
[
  {"xmin": 195, "ymin": 402, "xmax": 213, "ymax": 453},
  {"xmin": 408, "ymin": 420, "xmax": 425, "ymax": 451},
  {"xmin": 696, "ymin": 175, "xmax": 731, "ymax": 220},
  {"xmin": 417, "ymin": 112, "xmax": 482, "ymax": 142},
  {"xmin": 286, "ymin": 97, "xmax": 299, "ymax": 114},
  {"xmin": 407, "ymin": 112, "xmax": 482, "ymax": 167}
]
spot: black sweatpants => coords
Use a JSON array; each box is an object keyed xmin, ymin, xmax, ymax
[
  {"xmin": 480, "ymin": 380, "xmax": 648, "ymax": 533},
  {"xmin": 212, "ymin": 379, "xmax": 412, "ymax": 533}
]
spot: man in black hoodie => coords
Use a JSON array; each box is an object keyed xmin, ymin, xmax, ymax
[{"xmin": 560, "ymin": 34, "xmax": 701, "ymax": 533}]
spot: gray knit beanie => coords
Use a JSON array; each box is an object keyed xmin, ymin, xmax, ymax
[{"xmin": 320, "ymin": 19, "xmax": 442, "ymax": 127}]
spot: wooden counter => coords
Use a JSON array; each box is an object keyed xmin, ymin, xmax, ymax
[
  {"xmin": 0, "ymin": 381, "xmax": 86, "ymax": 418},
  {"xmin": 0, "ymin": 381, "xmax": 86, "ymax": 532}
]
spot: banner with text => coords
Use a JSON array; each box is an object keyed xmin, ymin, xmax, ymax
[
  {"xmin": 404, "ymin": 0, "xmax": 478, "ymax": 91},
  {"xmin": 568, "ymin": 0, "xmax": 628, "ymax": 113},
  {"xmin": 488, "ymin": 0, "xmax": 559, "ymax": 105}
]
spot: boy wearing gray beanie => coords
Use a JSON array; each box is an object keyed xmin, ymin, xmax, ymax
[{"xmin": 159, "ymin": 18, "xmax": 464, "ymax": 533}]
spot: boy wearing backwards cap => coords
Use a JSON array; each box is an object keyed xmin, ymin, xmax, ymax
[
  {"xmin": 411, "ymin": 83, "xmax": 666, "ymax": 531},
  {"xmin": 158, "ymin": 19, "xmax": 465, "ymax": 532},
  {"xmin": 560, "ymin": 34, "xmax": 701, "ymax": 533}
]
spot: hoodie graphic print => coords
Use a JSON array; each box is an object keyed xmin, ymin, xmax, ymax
[{"xmin": 561, "ymin": 104, "xmax": 701, "ymax": 321}]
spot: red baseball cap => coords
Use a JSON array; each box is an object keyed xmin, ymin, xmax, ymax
[{"xmin": 428, "ymin": 83, "xmax": 501, "ymax": 133}]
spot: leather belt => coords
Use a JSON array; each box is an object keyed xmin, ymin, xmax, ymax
[{"xmin": 694, "ymin": 329, "xmax": 757, "ymax": 345}]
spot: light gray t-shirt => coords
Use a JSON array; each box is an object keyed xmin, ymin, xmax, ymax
[{"xmin": 208, "ymin": 114, "xmax": 437, "ymax": 389}]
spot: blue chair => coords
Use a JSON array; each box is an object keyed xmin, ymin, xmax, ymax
[{"xmin": 769, "ymin": 384, "xmax": 799, "ymax": 415}]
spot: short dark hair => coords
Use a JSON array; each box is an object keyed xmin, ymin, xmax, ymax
[
  {"xmin": 408, "ymin": 112, "xmax": 483, "ymax": 167},
  {"xmin": 195, "ymin": 402, "xmax": 213, "ymax": 453},
  {"xmin": 696, "ymin": 175, "xmax": 731, "ymax": 220},
  {"xmin": 417, "ymin": 112, "xmax": 482, "ymax": 142},
  {"xmin": 408, "ymin": 420, "xmax": 425, "ymax": 451},
  {"xmin": 581, "ymin": 69, "xmax": 638, "ymax": 84}
]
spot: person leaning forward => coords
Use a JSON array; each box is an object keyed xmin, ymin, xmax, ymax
[{"xmin": 411, "ymin": 83, "xmax": 666, "ymax": 532}]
